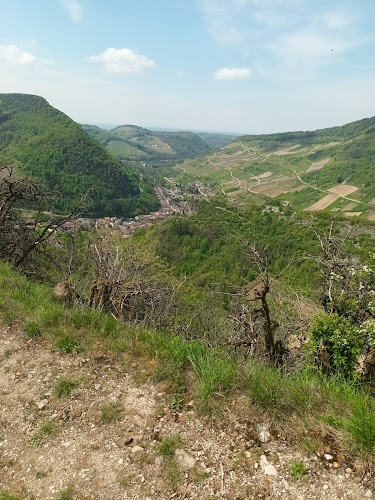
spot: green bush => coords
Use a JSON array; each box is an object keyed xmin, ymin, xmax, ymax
[{"xmin": 308, "ymin": 314, "xmax": 362, "ymax": 379}]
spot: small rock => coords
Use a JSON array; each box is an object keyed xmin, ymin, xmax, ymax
[
  {"xmin": 258, "ymin": 424, "xmax": 271, "ymax": 443},
  {"xmin": 36, "ymin": 400, "xmax": 48, "ymax": 410},
  {"xmin": 281, "ymin": 479, "xmax": 290, "ymax": 491},
  {"xmin": 259, "ymin": 455, "xmax": 277, "ymax": 476},
  {"xmin": 364, "ymin": 490, "xmax": 373, "ymax": 499},
  {"xmin": 131, "ymin": 446, "xmax": 144, "ymax": 454},
  {"xmin": 333, "ymin": 462, "xmax": 339, "ymax": 468},
  {"xmin": 175, "ymin": 449, "xmax": 196, "ymax": 471},
  {"xmin": 346, "ymin": 468, "xmax": 353, "ymax": 473},
  {"xmin": 324, "ymin": 454, "xmax": 333, "ymax": 461},
  {"xmin": 94, "ymin": 384, "xmax": 101, "ymax": 391},
  {"xmin": 323, "ymin": 484, "xmax": 329, "ymax": 490}
]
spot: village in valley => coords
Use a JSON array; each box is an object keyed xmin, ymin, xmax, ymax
[{"xmin": 94, "ymin": 181, "xmax": 215, "ymax": 236}]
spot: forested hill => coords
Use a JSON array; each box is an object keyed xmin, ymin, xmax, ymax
[
  {"xmin": 82, "ymin": 123, "xmax": 215, "ymax": 161},
  {"xmin": 0, "ymin": 93, "xmax": 158, "ymax": 217},
  {"xmin": 240, "ymin": 116, "xmax": 375, "ymax": 148}
]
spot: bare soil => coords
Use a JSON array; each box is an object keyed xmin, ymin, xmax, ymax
[
  {"xmin": 328, "ymin": 185, "xmax": 358, "ymax": 196},
  {"xmin": 306, "ymin": 159, "xmax": 331, "ymax": 173},
  {"xmin": 306, "ymin": 194, "xmax": 339, "ymax": 211},
  {"xmin": 344, "ymin": 212, "xmax": 363, "ymax": 217},
  {"xmin": 1, "ymin": 326, "xmax": 373, "ymax": 500}
]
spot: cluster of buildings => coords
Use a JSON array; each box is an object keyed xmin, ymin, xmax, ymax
[
  {"xmin": 95, "ymin": 186, "xmax": 195, "ymax": 237},
  {"xmin": 59, "ymin": 181, "xmax": 214, "ymax": 237}
]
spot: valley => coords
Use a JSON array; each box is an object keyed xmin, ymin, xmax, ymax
[{"xmin": 1, "ymin": 93, "xmax": 375, "ymax": 500}]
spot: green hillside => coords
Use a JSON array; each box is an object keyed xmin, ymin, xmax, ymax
[
  {"xmin": 82, "ymin": 124, "xmax": 213, "ymax": 161},
  {"xmin": 0, "ymin": 94, "xmax": 158, "ymax": 217},
  {"xmin": 174, "ymin": 116, "xmax": 375, "ymax": 219}
]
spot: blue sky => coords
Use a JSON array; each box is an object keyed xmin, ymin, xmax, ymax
[{"xmin": 1, "ymin": 0, "xmax": 375, "ymax": 133}]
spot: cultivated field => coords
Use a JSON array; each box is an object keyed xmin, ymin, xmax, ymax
[
  {"xmin": 306, "ymin": 158, "xmax": 331, "ymax": 173},
  {"xmin": 328, "ymin": 185, "xmax": 358, "ymax": 196},
  {"xmin": 173, "ymin": 136, "xmax": 371, "ymax": 215},
  {"xmin": 306, "ymin": 193, "xmax": 340, "ymax": 211}
]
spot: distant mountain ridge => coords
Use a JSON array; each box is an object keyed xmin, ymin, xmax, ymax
[
  {"xmin": 82, "ymin": 123, "xmax": 235, "ymax": 161},
  {"xmin": 0, "ymin": 94, "xmax": 159, "ymax": 217}
]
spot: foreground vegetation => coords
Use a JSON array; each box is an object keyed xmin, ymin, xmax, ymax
[{"xmin": 1, "ymin": 256, "xmax": 375, "ymax": 467}]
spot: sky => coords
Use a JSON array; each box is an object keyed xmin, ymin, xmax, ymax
[{"xmin": 1, "ymin": 0, "xmax": 375, "ymax": 134}]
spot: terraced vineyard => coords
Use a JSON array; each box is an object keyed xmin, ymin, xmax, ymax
[{"xmin": 174, "ymin": 117, "xmax": 375, "ymax": 220}]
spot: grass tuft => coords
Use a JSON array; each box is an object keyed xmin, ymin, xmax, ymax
[
  {"xmin": 157, "ymin": 435, "xmax": 182, "ymax": 457},
  {"xmin": 55, "ymin": 485, "xmax": 75, "ymax": 500},
  {"xmin": 31, "ymin": 421, "xmax": 59, "ymax": 447},
  {"xmin": 54, "ymin": 377, "xmax": 80, "ymax": 398},
  {"xmin": 56, "ymin": 333, "xmax": 80, "ymax": 353},
  {"xmin": 157, "ymin": 435, "xmax": 183, "ymax": 488},
  {"xmin": 345, "ymin": 399, "xmax": 375, "ymax": 454},
  {"xmin": 99, "ymin": 402, "xmax": 124, "ymax": 423},
  {"xmin": 190, "ymin": 352, "xmax": 237, "ymax": 409}
]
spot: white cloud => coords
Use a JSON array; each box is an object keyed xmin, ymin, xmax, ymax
[
  {"xmin": 0, "ymin": 44, "xmax": 36, "ymax": 66},
  {"xmin": 60, "ymin": 0, "xmax": 83, "ymax": 22},
  {"xmin": 89, "ymin": 48, "xmax": 156, "ymax": 74},
  {"xmin": 213, "ymin": 67, "xmax": 251, "ymax": 80}
]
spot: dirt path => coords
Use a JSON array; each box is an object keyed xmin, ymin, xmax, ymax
[{"xmin": 1, "ymin": 326, "xmax": 373, "ymax": 500}]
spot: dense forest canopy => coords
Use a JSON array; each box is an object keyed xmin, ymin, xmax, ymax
[{"xmin": 0, "ymin": 93, "xmax": 159, "ymax": 217}]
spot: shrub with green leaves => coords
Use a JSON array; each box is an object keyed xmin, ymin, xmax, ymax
[{"xmin": 308, "ymin": 313, "xmax": 362, "ymax": 379}]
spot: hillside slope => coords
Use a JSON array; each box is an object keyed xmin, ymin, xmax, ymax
[
  {"xmin": 1, "ymin": 323, "xmax": 369, "ymax": 500},
  {"xmin": 0, "ymin": 94, "xmax": 158, "ymax": 217},
  {"xmin": 82, "ymin": 124, "xmax": 214, "ymax": 161},
  {"xmin": 174, "ymin": 116, "xmax": 375, "ymax": 219}
]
